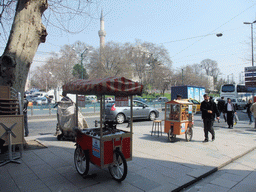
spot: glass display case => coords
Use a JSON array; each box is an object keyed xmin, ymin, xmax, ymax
[{"xmin": 164, "ymin": 100, "xmax": 194, "ymax": 142}]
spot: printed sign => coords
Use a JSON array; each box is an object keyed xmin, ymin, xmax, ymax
[
  {"xmin": 115, "ymin": 96, "xmax": 129, "ymax": 107},
  {"xmin": 77, "ymin": 95, "xmax": 85, "ymax": 107},
  {"xmin": 188, "ymin": 105, "xmax": 192, "ymax": 114},
  {"xmin": 92, "ymin": 138, "xmax": 100, "ymax": 158},
  {"xmin": 181, "ymin": 123, "xmax": 186, "ymax": 133},
  {"xmin": 245, "ymin": 66, "xmax": 256, "ymax": 72}
]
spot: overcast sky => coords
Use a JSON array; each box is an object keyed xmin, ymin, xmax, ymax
[{"xmin": 2, "ymin": 0, "xmax": 256, "ymax": 84}]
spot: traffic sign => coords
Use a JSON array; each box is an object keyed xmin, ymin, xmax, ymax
[
  {"xmin": 245, "ymin": 82, "xmax": 256, "ymax": 87},
  {"xmin": 245, "ymin": 66, "xmax": 256, "ymax": 72},
  {"xmin": 245, "ymin": 73, "xmax": 256, "ymax": 77},
  {"xmin": 245, "ymin": 77, "xmax": 256, "ymax": 82}
]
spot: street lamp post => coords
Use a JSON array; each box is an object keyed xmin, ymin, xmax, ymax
[{"xmin": 244, "ymin": 20, "xmax": 256, "ymax": 66}]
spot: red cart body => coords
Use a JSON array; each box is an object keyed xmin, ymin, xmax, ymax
[{"xmin": 77, "ymin": 129, "xmax": 132, "ymax": 168}]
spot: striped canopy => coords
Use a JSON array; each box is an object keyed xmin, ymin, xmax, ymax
[{"xmin": 62, "ymin": 77, "xmax": 143, "ymax": 96}]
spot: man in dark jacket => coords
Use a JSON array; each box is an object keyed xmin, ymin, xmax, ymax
[
  {"xmin": 217, "ymin": 96, "xmax": 226, "ymax": 122},
  {"xmin": 200, "ymin": 94, "xmax": 220, "ymax": 142}
]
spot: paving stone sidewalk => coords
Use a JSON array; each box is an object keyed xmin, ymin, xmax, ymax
[
  {"xmin": 183, "ymin": 149, "xmax": 256, "ymax": 192},
  {"xmin": 1, "ymin": 118, "xmax": 256, "ymax": 192}
]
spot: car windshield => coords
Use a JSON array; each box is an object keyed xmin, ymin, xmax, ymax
[
  {"xmin": 190, "ymin": 100, "xmax": 200, "ymax": 104},
  {"xmin": 231, "ymin": 99, "xmax": 236, "ymax": 102}
]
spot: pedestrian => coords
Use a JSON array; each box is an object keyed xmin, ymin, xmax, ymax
[
  {"xmin": 245, "ymin": 99, "xmax": 253, "ymax": 125},
  {"xmin": 46, "ymin": 96, "xmax": 52, "ymax": 104},
  {"xmin": 23, "ymin": 95, "xmax": 29, "ymax": 137},
  {"xmin": 217, "ymin": 96, "xmax": 226, "ymax": 122},
  {"xmin": 176, "ymin": 94, "xmax": 182, "ymax": 100},
  {"xmin": 224, "ymin": 98, "xmax": 236, "ymax": 129},
  {"xmin": 250, "ymin": 100, "xmax": 256, "ymax": 128},
  {"xmin": 200, "ymin": 94, "xmax": 220, "ymax": 142},
  {"xmin": 61, "ymin": 92, "xmax": 71, "ymax": 101}
]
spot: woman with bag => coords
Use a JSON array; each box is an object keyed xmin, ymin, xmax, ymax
[{"xmin": 224, "ymin": 98, "xmax": 236, "ymax": 129}]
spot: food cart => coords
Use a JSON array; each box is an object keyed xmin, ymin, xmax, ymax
[
  {"xmin": 164, "ymin": 100, "xmax": 194, "ymax": 142},
  {"xmin": 62, "ymin": 77, "xmax": 143, "ymax": 182}
]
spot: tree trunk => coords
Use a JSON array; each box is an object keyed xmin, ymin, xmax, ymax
[{"xmin": 0, "ymin": 0, "xmax": 48, "ymax": 96}]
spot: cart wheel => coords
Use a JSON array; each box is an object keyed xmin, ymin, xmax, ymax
[
  {"xmin": 108, "ymin": 150, "xmax": 127, "ymax": 182},
  {"xmin": 185, "ymin": 127, "xmax": 193, "ymax": 141},
  {"xmin": 116, "ymin": 113, "xmax": 125, "ymax": 124},
  {"xmin": 74, "ymin": 146, "xmax": 89, "ymax": 176},
  {"xmin": 168, "ymin": 128, "xmax": 176, "ymax": 142}
]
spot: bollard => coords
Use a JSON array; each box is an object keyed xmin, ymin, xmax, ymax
[{"xmin": 94, "ymin": 103, "xmax": 96, "ymax": 113}]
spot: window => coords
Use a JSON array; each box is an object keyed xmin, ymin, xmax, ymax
[
  {"xmin": 136, "ymin": 102, "xmax": 145, "ymax": 107},
  {"xmin": 222, "ymin": 85, "xmax": 235, "ymax": 92},
  {"xmin": 237, "ymin": 85, "xmax": 248, "ymax": 93}
]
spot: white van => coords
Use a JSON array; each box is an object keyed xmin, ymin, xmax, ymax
[
  {"xmin": 85, "ymin": 95, "xmax": 97, "ymax": 103},
  {"xmin": 32, "ymin": 92, "xmax": 48, "ymax": 98}
]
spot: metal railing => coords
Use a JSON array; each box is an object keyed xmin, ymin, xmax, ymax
[{"xmin": 27, "ymin": 102, "xmax": 166, "ymax": 116}]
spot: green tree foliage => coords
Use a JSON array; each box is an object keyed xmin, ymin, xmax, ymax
[{"xmin": 72, "ymin": 64, "xmax": 88, "ymax": 79}]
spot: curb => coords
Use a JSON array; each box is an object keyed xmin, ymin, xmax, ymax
[{"xmin": 173, "ymin": 146, "xmax": 256, "ymax": 192}]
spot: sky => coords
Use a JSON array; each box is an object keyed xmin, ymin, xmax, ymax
[{"xmin": 2, "ymin": 0, "xmax": 256, "ymax": 84}]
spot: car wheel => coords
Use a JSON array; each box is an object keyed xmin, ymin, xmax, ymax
[
  {"xmin": 149, "ymin": 112, "xmax": 156, "ymax": 121},
  {"xmin": 116, "ymin": 113, "xmax": 125, "ymax": 124}
]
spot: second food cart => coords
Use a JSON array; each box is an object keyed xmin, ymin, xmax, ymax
[{"xmin": 164, "ymin": 100, "xmax": 194, "ymax": 142}]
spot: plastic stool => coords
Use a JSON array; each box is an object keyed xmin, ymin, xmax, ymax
[{"xmin": 151, "ymin": 120, "xmax": 162, "ymax": 137}]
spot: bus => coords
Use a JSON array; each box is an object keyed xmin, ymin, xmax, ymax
[{"xmin": 220, "ymin": 84, "xmax": 253, "ymax": 100}]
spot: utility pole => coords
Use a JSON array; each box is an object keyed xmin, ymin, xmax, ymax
[{"xmin": 244, "ymin": 20, "xmax": 256, "ymax": 66}]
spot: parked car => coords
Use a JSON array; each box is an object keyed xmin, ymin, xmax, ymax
[
  {"xmin": 230, "ymin": 98, "xmax": 246, "ymax": 110},
  {"xmin": 105, "ymin": 100, "xmax": 160, "ymax": 124},
  {"xmin": 26, "ymin": 95, "xmax": 36, "ymax": 102},
  {"xmin": 133, "ymin": 97, "xmax": 147, "ymax": 103},
  {"xmin": 153, "ymin": 97, "xmax": 169, "ymax": 103},
  {"xmin": 33, "ymin": 96, "xmax": 48, "ymax": 105},
  {"xmin": 182, "ymin": 99, "xmax": 201, "ymax": 113},
  {"xmin": 105, "ymin": 97, "xmax": 114, "ymax": 103}
]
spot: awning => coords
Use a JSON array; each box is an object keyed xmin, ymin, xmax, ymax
[{"xmin": 62, "ymin": 77, "xmax": 143, "ymax": 96}]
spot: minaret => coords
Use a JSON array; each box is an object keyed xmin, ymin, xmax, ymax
[{"xmin": 98, "ymin": 10, "xmax": 106, "ymax": 58}]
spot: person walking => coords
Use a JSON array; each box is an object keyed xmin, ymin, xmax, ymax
[
  {"xmin": 245, "ymin": 99, "xmax": 253, "ymax": 125},
  {"xmin": 224, "ymin": 98, "xmax": 236, "ymax": 129},
  {"xmin": 200, "ymin": 94, "xmax": 220, "ymax": 142},
  {"xmin": 23, "ymin": 95, "xmax": 29, "ymax": 137},
  {"xmin": 176, "ymin": 94, "xmax": 182, "ymax": 100},
  {"xmin": 217, "ymin": 97, "xmax": 226, "ymax": 122},
  {"xmin": 250, "ymin": 101, "xmax": 256, "ymax": 128}
]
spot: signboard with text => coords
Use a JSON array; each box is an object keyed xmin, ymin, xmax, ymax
[
  {"xmin": 77, "ymin": 95, "xmax": 85, "ymax": 107},
  {"xmin": 115, "ymin": 96, "xmax": 129, "ymax": 107},
  {"xmin": 245, "ymin": 67, "xmax": 256, "ymax": 87}
]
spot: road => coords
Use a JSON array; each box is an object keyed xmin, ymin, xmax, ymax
[{"xmin": 27, "ymin": 110, "xmax": 250, "ymax": 137}]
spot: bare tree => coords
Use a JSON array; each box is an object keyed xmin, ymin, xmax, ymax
[
  {"xmin": 0, "ymin": 0, "xmax": 98, "ymax": 97},
  {"xmin": 128, "ymin": 40, "xmax": 172, "ymax": 88},
  {"xmin": 200, "ymin": 59, "xmax": 221, "ymax": 86},
  {"xmin": 88, "ymin": 41, "xmax": 132, "ymax": 79},
  {"xmin": 172, "ymin": 65, "xmax": 210, "ymax": 90}
]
